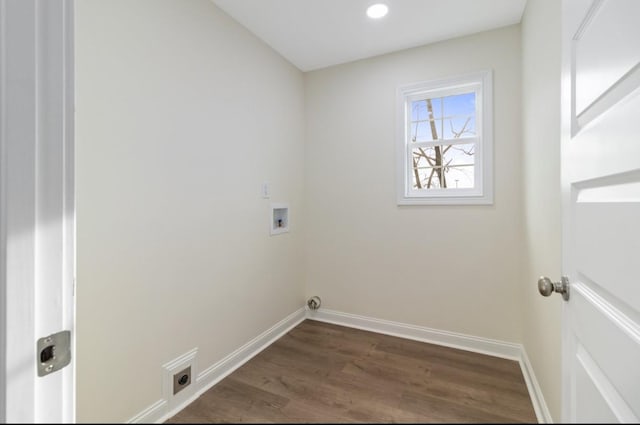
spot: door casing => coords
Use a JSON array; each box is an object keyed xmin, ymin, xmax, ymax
[{"xmin": 0, "ymin": 0, "xmax": 75, "ymax": 422}]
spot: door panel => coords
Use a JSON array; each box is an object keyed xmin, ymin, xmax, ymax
[
  {"xmin": 575, "ymin": 0, "xmax": 640, "ymax": 115},
  {"xmin": 574, "ymin": 202, "xmax": 640, "ymax": 312},
  {"xmin": 574, "ymin": 358, "xmax": 617, "ymax": 423},
  {"xmin": 562, "ymin": 0, "xmax": 640, "ymax": 422},
  {"xmin": 574, "ymin": 347, "xmax": 631, "ymax": 423},
  {"xmin": 572, "ymin": 287, "xmax": 640, "ymax": 417}
]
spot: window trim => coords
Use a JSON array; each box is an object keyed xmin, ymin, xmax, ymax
[{"xmin": 396, "ymin": 70, "xmax": 493, "ymax": 205}]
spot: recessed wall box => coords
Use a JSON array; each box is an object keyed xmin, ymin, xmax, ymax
[{"xmin": 270, "ymin": 203, "xmax": 289, "ymax": 235}]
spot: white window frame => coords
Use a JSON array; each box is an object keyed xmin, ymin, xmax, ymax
[{"xmin": 396, "ymin": 70, "xmax": 493, "ymax": 205}]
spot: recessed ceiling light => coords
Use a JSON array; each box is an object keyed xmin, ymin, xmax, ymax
[{"xmin": 366, "ymin": 3, "xmax": 388, "ymax": 19}]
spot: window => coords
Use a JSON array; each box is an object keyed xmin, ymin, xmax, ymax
[{"xmin": 396, "ymin": 71, "xmax": 493, "ymax": 205}]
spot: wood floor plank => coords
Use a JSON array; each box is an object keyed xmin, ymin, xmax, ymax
[
  {"xmin": 166, "ymin": 320, "xmax": 537, "ymax": 424},
  {"xmin": 399, "ymin": 390, "xmax": 522, "ymax": 424},
  {"xmin": 374, "ymin": 337, "xmax": 523, "ymax": 380}
]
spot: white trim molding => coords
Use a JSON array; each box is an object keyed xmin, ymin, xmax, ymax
[
  {"xmin": 129, "ymin": 306, "xmax": 552, "ymax": 423},
  {"xmin": 128, "ymin": 307, "xmax": 306, "ymax": 424},
  {"xmin": 127, "ymin": 400, "xmax": 167, "ymax": 424},
  {"xmin": 195, "ymin": 307, "xmax": 302, "ymax": 388},
  {"xmin": 519, "ymin": 348, "xmax": 554, "ymax": 423},
  {"xmin": 0, "ymin": 3, "xmax": 7, "ymax": 421},
  {"xmin": 307, "ymin": 308, "xmax": 552, "ymax": 423},
  {"xmin": 307, "ymin": 308, "xmax": 520, "ymax": 360},
  {"xmin": 0, "ymin": 0, "xmax": 75, "ymax": 422}
]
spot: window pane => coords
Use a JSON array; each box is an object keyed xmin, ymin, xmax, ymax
[
  {"xmin": 410, "ymin": 100, "xmax": 424, "ymax": 122},
  {"xmin": 412, "ymin": 166, "xmax": 441, "ymax": 189},
  {"xmin": 410, "ymin": 120, "xmax": 442, "ymax": 142},
  {"xmin": 428, "ymin": 97, "xmax": 443, "ymax": 119},
  {"xmin": 412, "ymin": 146, "xmax": 436, "ymax": 168},
  {"xmin": 412, "ymin": 145, "xmax": 475, "ymax": 189},
  {"xmin": 411, "ymin": 98, "xmax": 442, "ymax": 121},
  {"xmin": 441, "ymin": 143, "xmax": 475, "ymax": 167},
  {"xmin": 443, "ymin": 115, "xmax": 476, "ymax": 139},
  {"xmin": 443, "ymin": 166, "xmax": 475, "ymax": 189},
  {"xmin": 443, "ymin": 92, "xmax": 475, "ymax": 117}
]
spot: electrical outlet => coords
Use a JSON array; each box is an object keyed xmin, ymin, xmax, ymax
[{"xmin": 173, "ymin": 366, "xmax": 191, "ymax": 395}]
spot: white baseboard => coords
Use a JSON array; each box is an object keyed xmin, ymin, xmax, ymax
[
  {"xmin": 306, "ymin": 308, "xmax": 521, "ymax": 360},
  {"xmin": 129, "ymin": 305, "xmax": 552, "ymax": 424},
  {"xmin": 519, "ymin": 348, "xmax": 553, "ymax": 423},
  {"xmin": 128, "ymin": 307, "xmax": 306, "ymax": 423},
  {"xmin": 127, "ymin": 400, "xmax": 166, "ymax": 424},
  {"xmin": 194, "ymin": 307, "xmax": 305, "ymax": 391},
  {"xmin": 306, "ymin": 308, "xmax": 552, "ymax": 423}
]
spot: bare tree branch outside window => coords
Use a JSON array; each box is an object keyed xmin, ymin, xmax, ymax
[{"xmin": 411, "ymin": 93, "xmax": 476, "ymax": 189}]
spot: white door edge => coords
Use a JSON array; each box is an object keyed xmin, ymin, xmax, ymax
[{"xmin": 0, "ymin": 0, "xmax": 76, "ymax": 422}]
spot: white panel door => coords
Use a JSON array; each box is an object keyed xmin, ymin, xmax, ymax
[
  {"xmin": 0, "ymin": 0, "xmax": 75, "ymax": 422},
  {"xmin": 561, "ymin": 0, "xmax": 640, "ymax": 422}
]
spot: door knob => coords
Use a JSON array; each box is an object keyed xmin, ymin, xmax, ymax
[{"xmin": 538, "ymin": 276, "xmax": 570, "ymax": 301}]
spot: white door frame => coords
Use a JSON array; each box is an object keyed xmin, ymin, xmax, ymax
[{"xmin": 0, "ymin": 0, "xmax": 75, "ymax": 422}]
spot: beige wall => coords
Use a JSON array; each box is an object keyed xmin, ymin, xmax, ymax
[
  {"xmin": 75, "ymin": 2, "xmax": 561, "ymax": 420},
  {"xmin": 75, "ymin": 0, "xmax": 305, "ymax": 421},
  {"xmin": 304, "ymin": 26, "xmax": 524, "ymax": 342},
  {"xmin": 521, "ymin": 0, "xmax": 563, "ymax": 420}
]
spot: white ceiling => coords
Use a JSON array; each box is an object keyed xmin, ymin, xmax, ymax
[{"xmin": 212, "ymin": 0, "xmax": 527, "ymax": 72}]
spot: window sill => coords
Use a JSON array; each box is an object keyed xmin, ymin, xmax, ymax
[{"xmin": 397, "ymin": 194, "xmax": 494, "ymax": 206}]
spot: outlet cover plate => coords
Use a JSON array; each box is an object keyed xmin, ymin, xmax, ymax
[
  {"xmin": 173, "ymin": 366, "xmax": 191, "ymax": 395},
  {"xmin": 162, "ymin": 347, "xmax": 198, "ymax": 410}
]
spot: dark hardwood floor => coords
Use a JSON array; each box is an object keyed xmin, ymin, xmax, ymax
[{"xmin": 167, "ymin": 320, "xmax": 537, "ymax": 423}]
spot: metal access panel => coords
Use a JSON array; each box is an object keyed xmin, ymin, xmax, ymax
[{"xmin": 37, "ymin": 331, "xmax": 71, "ymax": 377}]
